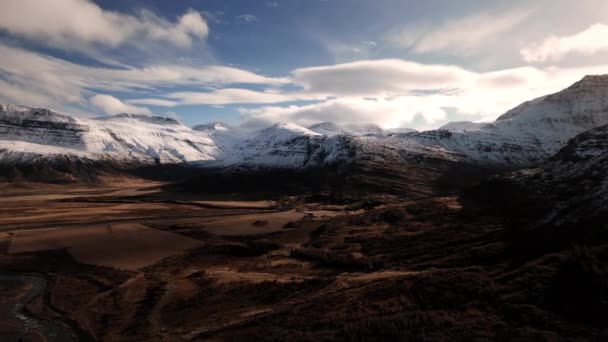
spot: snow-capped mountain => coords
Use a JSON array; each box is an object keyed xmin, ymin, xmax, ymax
[
  {"xmin": 385, "ymin": 127, "xmax": 418, "ymax": 134},
  {"xmin": 0, "ymin": 104, "xmax": 220, "ymax": 165},
  {"xmin": 491, "ymin": 75, "xmax": 608, "ymax": 152},
  {"xmin": 439, "ymin": 121, "xmax": 487, "ymax": 132},
  {"xmin": 191, "ymin": 121, "xmax": 242, "ymax": 157},
  {"xmin": 218, "ymin": 122, "xmax": 355, "ymax": 168},
  {"xmin": 307, "ymin": 122, "xmax": 348, "ymax": 136},
  {"xmin": 307, "ymin": 122, "xmax": 388, "ymax": 136},
  {"xmin": 1, "ymin": 75, "xmax": 608, "ymax": 175},
  {"xmin": 255, "ymin": 122, "xmax": 321, "ymax": 139},
  {"xmin": 192, "ymin": 121, "xmax": 232, "ymax": 133},
  {"xmin": 379, "ymin": 75, "xmax": 608, "ymax": 167},
  {"xmin": 343, "ymin": 123, "xmax": 384, "ymax": 135}
]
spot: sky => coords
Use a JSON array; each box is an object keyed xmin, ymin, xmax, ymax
[{"xmin": 1, "ymin": 0, "xmax": 608, "ymax": 130}]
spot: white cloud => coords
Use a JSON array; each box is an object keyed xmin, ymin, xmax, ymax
[
  {"xmin": 236, "ymin": 14, "xmax": 260, "ymax": 23},
  {"xmin": 387, "ymin": 11, "xmax": 530, "ymax": 56},
  {"xmin": 163, "ymin": 111, "xmax": 180, "ymax": 120},
  {"xmin": 521, "ymin": 24, "xmax": 608, "ymax": 62},
  {"xmin": 130, "ymin": 59, "xmax": 481, "ymax": 107},
  {"xmin": 291, "ymin": 59, "xmax": 476, "ymax": 96},
  {"xmin": 0, "ymin": 43, "xmax": 285, "ymax": 112},
  {"xmin": 127, "ymin": 99, "xmax": 179, "ymax": 107},
  {"xmin": 0, "ymin": 0, "xmax": 208, "ymax": 51},
  {"xmin": 166, "ymin": 88, "xmax": 318, "ymax": 105},
  {"xmin": 90, "ymin": 94, "xmax": 151, "ymax": 115},
  {"xmin": 1, "ymin": 39, "xmax": 608, "ymax": 130},
  {"xmin": 322, "ymin": 40, "xmax": 380, "ymax": 63},
  {"xmin": 241, "ymin": 60, "xmax": 608, "ymax": 129},
  {"xmin": 0, "ymin": 79, "xmax": 62, "ymax": 108},
  {"xmin": 129, "ymin": 88, "xmax": 324, "ymax": 107},
  {"xmin": 239, "ymin": 97, "xmax": 449, "ymax": 129}
]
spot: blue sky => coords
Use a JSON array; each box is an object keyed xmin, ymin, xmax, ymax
[{"xmin": 1, "ymin": 0, "xmax": 608, "ymax": 130}]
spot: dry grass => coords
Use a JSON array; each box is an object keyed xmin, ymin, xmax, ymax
[
  {"xmin": 9, "ymin": 223, "xmax": 202, "ymax": 270},
  {"xmin": 0, "ymin": 181, "xmax": 606, "ymax": 341}
]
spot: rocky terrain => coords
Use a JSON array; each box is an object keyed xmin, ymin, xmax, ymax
[
  {"xmin": 470, "ymin": 124, "xmax": 608, "ymax": 225},
  {"xmin": 465, "ymin": 124, "xmax": 608, "ymax": 266}
]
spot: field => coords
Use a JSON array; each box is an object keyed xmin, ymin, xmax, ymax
[{"xmin": 0, "ymin": 178, "xmax": 606, "ymax": 341}]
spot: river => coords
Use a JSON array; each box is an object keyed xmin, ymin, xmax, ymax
[{"xmin": 0, "ymin": 273, "xmax": 73, "ymax": 341}]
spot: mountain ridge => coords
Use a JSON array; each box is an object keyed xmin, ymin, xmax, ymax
[{"xmin": 1, "ymin": 75, "xmax": 608, "ymax": 179}]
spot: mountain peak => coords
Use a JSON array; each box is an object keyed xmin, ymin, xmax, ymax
[
  {"xmin": 193, "ymin": 121, "xmax": 231, "ymax": 132},
  {"xmin": 273, "ymin": 122, "xmax": 320, "ymax": 133},
  {"xmin": 308, "ymin": 122, "xmax": 386, "ymax": 136},
  {"xmin": 439, "ymin": 121, "xmax": 486, "ymax": 132},
  {"xmin": 256, "ymin": 122, "xmax": 321, "ymax": 138},
  {"xmin": 0, "ymin": 104, "xmax": 78, "ymax": 124},
  {"xmin": 562, "ymin": 74, "xmax": 608, "ymax": 94},
  {"xmin": 308, "ymin": 122, "xmax": 346, "ymax": 136},
  {"xmin": 577, "ymin": 74, "xmax": 608, "ymax": 84},
  {"xmin": 343, "ymin": 123, "xmax": 384, "ymax": 135},
  {"xmin": 496, "ymin": 74, "xmax": 608, "ymax": 123},
  {"xmin": 94, "ymin": 113, "xmax": 182, "ymax": 125},
  {"xmin": 308, "ymin": 122, "xmax": 340, "ymax": 130}
]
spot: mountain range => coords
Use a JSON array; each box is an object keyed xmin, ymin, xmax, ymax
[{"xmin": 1, "ymin": 75, "xmax": 608, "ymax": 178}]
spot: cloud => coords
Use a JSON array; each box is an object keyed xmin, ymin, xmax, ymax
[
  {"xmin": 163, "ymin": 111, "xmax": 180, "ymax": 120},
  {"xmin": 0, "ymin": 0, "xmax": 208, "ymax": 51},
  {"xmin": 387, "ymin": 11, "xmax": 530, "ymax": 56},
  {"xmin": 239, "ymin": 97, "xmax": 449, "ymax": 129},
  {"xmin": 241, "ymin": 60, "xmax": 608, "ymax": 129},
  {"xmin": 129, "ymin": 88, "xmax": 323, "ymax": 107},
  {"xmin": 90, "ymin": 94, "xmax": 151, "ymax": 115},
  {"xmin": 166, "ymin": 88, "xmax": 318, "ymax": 105},
  {"xmin": 0, "ymin": 79, "xmax": 63, "ymax": 108},
  {"xmin": 291, "ymin": 59, "xmax": 476, "ymax": 96},
  {"xmin": 2, "ymin": 38, "xmax": 608, "ymax": 131},
  {"xmin": 521, "ymin": 23, "xmax": 608, "ymax": 62},
  {"xmin": 129, "ymin": 59, "xmax": 482, "ymax": 107},
  {"xmin": 127, "ymin": 88, "xmax": 325, "ymax": 107},
  {"xmin": 127, "ymin": 99, "xmax": 179, "ymax": 107},
  {"xmin": 323, "ymin": 40, "xmax": 379, "ymax": 63},
  {"xmin": 0, "ymin": 43, "xmax": 286, "ymax": 112},
  {"xmin": 236, "ymin": 14, "xmax": 260, "ymax": 23}
]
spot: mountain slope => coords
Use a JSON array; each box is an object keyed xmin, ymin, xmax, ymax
[
  {"xmin": 0, "ymin": 105, "xmax": 220, "ymax": 165},
  {"xmin": 439, "ymin": 121, "xmax": 487, "ymax": 132},
  {"xmin": 192, "ymin": 121, "xmax": 231, "ymax": 133},
  {"xmin": 308, "ymin": 122, "xmax": 388, "ymax": 136},
  {"xmin": 219, "ymin": 123, "xmax": 355, "ymax": 169},
  {"xmin": 463, "ymin": 124, "xmax": 608, "ymax": 266},
  {"xmin": 343, "ymin": 123, "xmax": 384, "ymax": 135},
  {"xmin": 307, "ymin": 122, "xmax": 348, "ymax": 136},
  {"xmin": 2, "ymin": 75, "xmax": 608, "ymax": 178},
  {"xmin": 376, "ymin": 75, "xmax": 608, "ymax": 167},
  {"xmin": 470, "ymin": 124, "xmax": 608, "ymax": 226}
]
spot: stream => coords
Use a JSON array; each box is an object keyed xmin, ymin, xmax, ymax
[{"xmin": 0, "ymin": 273, "xmax": 73, "ymax": 341}]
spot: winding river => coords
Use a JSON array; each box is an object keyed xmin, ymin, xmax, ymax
[{"xmin": 0, "ymin": 273, "xmax": 73, "ymax": 341}]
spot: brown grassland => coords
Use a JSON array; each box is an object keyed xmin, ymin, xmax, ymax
[{"xmin": 0, "ymin": 172, "xmax": 606, "ymax": 341}]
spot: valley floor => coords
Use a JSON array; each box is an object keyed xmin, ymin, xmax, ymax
[{"xmin": 0, "ymin": 179, "xmax": 606, "ymax": 341}]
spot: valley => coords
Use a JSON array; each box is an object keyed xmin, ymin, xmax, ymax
[
  {"xmin": 1, "ymin": 170, "xmax": 606, "ymax": 340},
  {"xmin": 0, "ymin": 76, "xmax": 607, "ymax": 340}
]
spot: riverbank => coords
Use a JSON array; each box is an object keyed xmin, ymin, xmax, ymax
[{"xmin": 0, "ymin": 273, "xmax": 72, "ymax": 341}]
